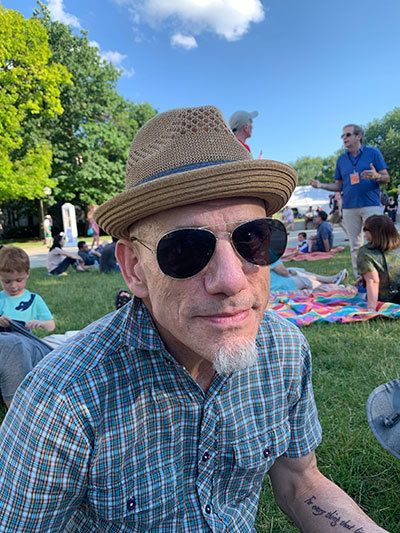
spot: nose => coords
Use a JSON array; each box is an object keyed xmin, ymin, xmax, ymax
[{"xmin": 203, "ymin": 239, "xmax": 250, "ymax": 296}]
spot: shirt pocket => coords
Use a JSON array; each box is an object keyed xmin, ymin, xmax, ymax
[
  {"xmin": 226, "ymin": 420, "xmax": 291, "ymax": 500},
  {"xmin": 88, "ymin": 459, "xmax": 178, "ymax": 530}
]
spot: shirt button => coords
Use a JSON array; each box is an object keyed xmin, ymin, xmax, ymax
[
  {"xmin": 202, "ymin": 452, "xmax": 210, "ymax": 461},
  {"xmin": 263, "ymin": 447, "xmax": 271, "ymax": 458},
  {"xmin": 205, "ymin": 504, "xmax": 212, "ymax": 514},
  {"xmin": 127, "ymin": 497, "xmax": 136, "ymax": 510}
]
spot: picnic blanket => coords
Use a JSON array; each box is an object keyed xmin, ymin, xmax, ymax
[
  {"xmin": 269, "ymin": 287, "xmax": 400, "ymax": 326},
  {"xmin": 282, "ymin": 246, "xmax": 345, "ymax": 261}
]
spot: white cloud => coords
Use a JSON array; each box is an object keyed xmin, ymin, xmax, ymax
[
  {"xmin": 114, "ymin": 0, "xmax": 265, "ymax": 42},
  {"xmin": 89, "ymin": 41, "xmax": 135, "ymax": 77},
  {"xmin": 47, "ymin": 0, "xmax": 81, "ymax": 28},
  {"xmin": 171, "ymin": 33, "xmax": 198, "ymax": 50},
  {"xmin": 101, "ymin": 50, "xmax": 128, "ymax": 66}
]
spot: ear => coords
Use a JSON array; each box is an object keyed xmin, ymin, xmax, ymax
[{"xmin": 115, "ymin": 240, "xmax": 149, "ymax": 299}]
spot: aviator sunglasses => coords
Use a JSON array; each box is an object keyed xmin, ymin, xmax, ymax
[{"xmin": 130, "ymin": 218, "xmax": 287, "ymax": 279}]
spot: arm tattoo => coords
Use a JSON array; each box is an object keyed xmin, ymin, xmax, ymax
[{"xmin": 304, "ymin": 495, "xmax": 366, "ymax": 531}]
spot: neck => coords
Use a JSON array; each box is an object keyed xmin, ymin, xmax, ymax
[
  {"xmin": 348, "ymin": 143, "xmax": 361, "ymax": 156},
  {"xmin": 151, "ymin": 315, "xmax": 216, "ymax": 392},
  {"xmin": 235, "ymin": 130, "xmax": 249, "ymax": 144}
]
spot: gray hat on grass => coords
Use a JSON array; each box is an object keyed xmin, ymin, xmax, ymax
[
  {"xmin": 366, "ymin": 379, "xmax": 400, "ymax": 460},
  {"xmin": 229, "ymin": 110, "xmax": 258, "ymax": 132}
]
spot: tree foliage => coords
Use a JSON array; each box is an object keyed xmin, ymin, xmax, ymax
[
  {"xmin": 290, "ymin": 155, "xmax": 337, "ymax": 185},
  {"xmin": 0, "ymin": 6, "xmax": 71, "ymax": 201},
  {"xmin": 34, "ymin": 3, "xmax": 156, "ymax": 208},
  {"xmin": 364, "ymin": 107, "xmax": 400, "ymax": 190}
]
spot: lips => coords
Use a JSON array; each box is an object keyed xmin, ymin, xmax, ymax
[{"xmin": 198, "ymin": 309, "xmax": 251, "ymax": 325}]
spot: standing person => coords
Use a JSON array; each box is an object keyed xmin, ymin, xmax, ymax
[
  {"xmin": 308, "ymin": 210, "xmax": 333, "ymax": 252},
  {"xmin": 310, "ymin": 123, "xmax": 389, "ymax": 276},
  {"xmin": 304, "ymin": 206, "xmax": 314, "ymax": 229},
  {"xmin": 43, "ymin": 214, "xmax": 53, "ymax": 248},
  {"xmin": 282, "ymin": 204, "xmax": 295, "ymax": 231},
  {"xmin": 384, "ymin": 196, "xmax": 397, "ymax": 223},
  {"xmin": 0, "ymin": 106, "xmax": 387, "ymax": 532},
  {"xmin": 229, "ymin": 109, "xmax": 258, "ymax": 153},
  {"xmin": 87, "ymin": 204, "xmax": 100, "ymax": 249},
  {"xmin": 47, "ymin": 233, "xmax": 86, "ymax": 276},
  {"xmin": 357, "ymin": 215, "xmax": 400, "ymax": 310}
]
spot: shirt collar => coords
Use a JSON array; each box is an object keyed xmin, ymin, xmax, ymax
[{"xmin": 120, "ymin": 296, "xmax": 164, "ymax": 351}]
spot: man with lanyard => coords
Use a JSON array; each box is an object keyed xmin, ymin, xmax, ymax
[
  {"xmin": 229, "ymin": 109, "xmax": 258, "ymax": 153},
  {"xmin": 310, "ymin": 124, "xmax": 389, "ymax": 277}
]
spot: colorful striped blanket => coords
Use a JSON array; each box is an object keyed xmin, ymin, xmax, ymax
[{"xmin": 269, "ymin": 287, "xmax": 400, "ymax": 326}]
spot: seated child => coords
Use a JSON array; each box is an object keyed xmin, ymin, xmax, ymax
[
  {"xmin": 0, "ymin": 246, "xmax": 55, "ymax": 407},
  {"xmin": 297, "ymin": 232, "xmax": 309, "ymax": 253}
]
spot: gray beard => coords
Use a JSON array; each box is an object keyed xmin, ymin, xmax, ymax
[{"xmin": 212, "ymin": 341, "xmax": 259, "ymax": 375}]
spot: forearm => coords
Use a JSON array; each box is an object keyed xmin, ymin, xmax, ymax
[
  {"xmin": 278, "ymin": 473, "xmax": 387, "ymax": 532},
  {"xmin": 378, "ymin": 170, "xmax": 389, "ymax": 184},
  {"xmin": 318, "ymin": 182, "xmax": 341, "ymax": 192},
  {"xmin": 323, "ymin": 239, "xmax": 330, "ymax": 252},
  {"xmin": 42, "ymin": 319, "xmax": 56, "ymax": 332},
  {"xmin": 366, "ymin": 282, "xmax": 379, "ymax": 310}
]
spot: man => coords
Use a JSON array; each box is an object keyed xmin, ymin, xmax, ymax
[
  {"xmin": 310, "ymin": 123, "xmax": 389, "ymax": 276},
  {"xmin": 43, "ymin": 214, "xmax": 53, "ymax": 248},
  {"xmin": 229, "ymin": 109, "xmax": 258, "ymax": 153},
  {"xmin": 308, "ymin": 210, "xmax": 333, "ymax": 252},
  {"xmin": 0, "ymin": 106, "xmax": 386, "ymax": 531},
  {"xmin": 77, "ymin": 240, "xmax": 101, "ymax": 266}
]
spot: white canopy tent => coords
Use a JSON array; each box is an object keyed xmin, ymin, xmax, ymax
[{"xmin": 287, "ymin": 186, "xmax": 332, "ymax": 214}]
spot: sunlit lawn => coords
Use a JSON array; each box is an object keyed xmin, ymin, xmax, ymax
[{"xmin": 0, "ymin": 251, "xmax": 399, "ymax": 532}]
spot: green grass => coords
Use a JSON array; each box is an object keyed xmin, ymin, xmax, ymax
[{"xmin": 1, "ymin": 253, "xmax": 400, "ymax": 532}]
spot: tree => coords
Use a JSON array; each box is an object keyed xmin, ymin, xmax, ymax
[
  {"xmin": 364, "ymin": 107, "xmax": 400, "ymax": 190},
  {"xmin": 0, "ymin": 7, "xmax": 70, "ymax": 201},
  {"xmin": 34, "ymin": 4, "xmax": 157, "ymax": 209}
]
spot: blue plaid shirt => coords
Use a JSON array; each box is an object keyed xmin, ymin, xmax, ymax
[{"xmin": 0, "ymin": 298, "xmax": 321, "ymax": 532}]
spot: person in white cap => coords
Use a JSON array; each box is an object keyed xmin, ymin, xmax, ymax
[
  {"xmin": 229, "ymin": 109, "xmax": 258, "ymax": 153},
  {"xmin": 0, "ymin": 106, "xmax": 387, "ymax": 532}
]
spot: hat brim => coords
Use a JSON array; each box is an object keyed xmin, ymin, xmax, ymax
[
  {"xmin": 366, "ymin": 379, "xmax": 400, "ymax": 460},
  {"xmin": 95, "ymin": 159, "xmax": 297, "ymax": 239}
]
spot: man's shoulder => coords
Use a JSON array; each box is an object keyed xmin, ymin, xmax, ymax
[
  {"xmin": 321, "ymin": 221, "xmax": 333, "ymax": 232},
  {"xmin": 32, "ymin": 309, "xmax": 129, "ymax": 392},
  {"xmin": 259, "ymin": 310, "xmax": 306, "ymax": 346},
  {"xmin": 363, "ymin": 144, "xmax": 384, "ymax": 156}
]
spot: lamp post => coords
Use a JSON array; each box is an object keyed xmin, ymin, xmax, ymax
[{"xmin": 39, "ymin": 187, "xmax": 52, "ymax": 240}]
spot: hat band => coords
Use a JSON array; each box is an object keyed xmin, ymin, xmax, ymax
[{"xmin": 136, "ymin": 160, "xmax": 234, "ymax": 186}]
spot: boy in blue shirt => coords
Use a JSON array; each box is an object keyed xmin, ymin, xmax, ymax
[
  {"xmin": 0, "ymin": 246, "xmax": 55, "ymax": 407},
  {"xmin": 297, "ymin": 232, "xmax": 309, "ymax": 253}
]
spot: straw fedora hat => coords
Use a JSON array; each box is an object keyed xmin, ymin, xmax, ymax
[{"xmin": 95, "ymin": 105, "xmax": 297, "ymax": 239}]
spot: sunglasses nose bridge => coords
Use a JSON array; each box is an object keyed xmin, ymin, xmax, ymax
[{"xmin": 203, "ymin": 236, "xmax": 249, "ymax": 295}]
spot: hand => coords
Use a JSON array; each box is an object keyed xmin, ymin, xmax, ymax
[
  {"xmin": 26, "ymin": 320, "xmax": 44, "ymax": 330},
  {"xmin": 0, "ymin": 315, "xmax": 11, "ymax": 327},
  {"xmin": 309, "ymin": 179, "xmax": 320, "ymax": 188},
  {"xmin": 361, "ymin": 163, "xmax": 380, "ymax": 181}
]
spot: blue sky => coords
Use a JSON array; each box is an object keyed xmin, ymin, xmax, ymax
[{"xmin": 4, "ymin": 0, "xmax": 400, "ymax": 163}]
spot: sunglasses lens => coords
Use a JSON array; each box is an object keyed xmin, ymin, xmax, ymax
[
  {"xmin": 232, "ymin": 218, "xmax": 287, "ymax": 266},
  {"xmin": 157, "ymin": 228, "xmax": 216, "ymax": 278}
]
